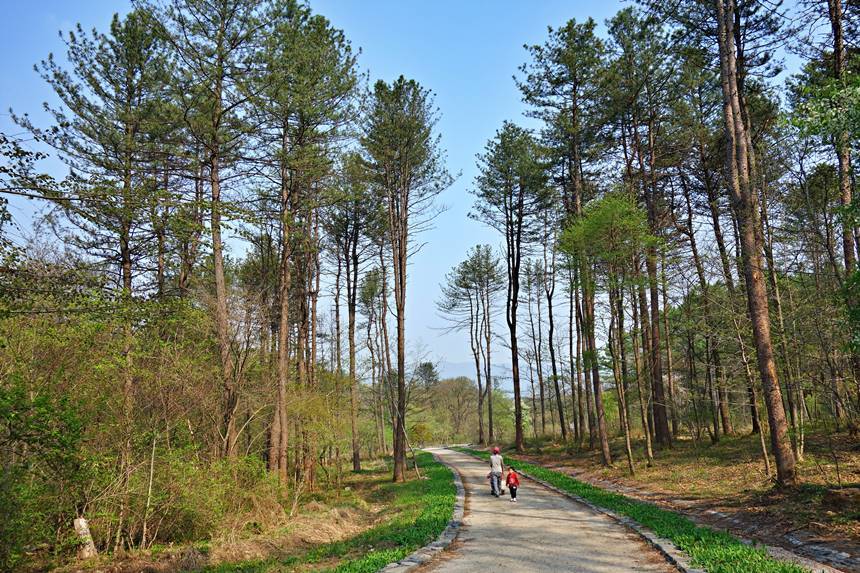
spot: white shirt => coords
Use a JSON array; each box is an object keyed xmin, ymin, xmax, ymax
[{"xmin": 490, "ymin": 453, "xmax": 503, "ymax": 473}]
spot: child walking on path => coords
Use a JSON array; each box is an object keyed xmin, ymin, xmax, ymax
[{"xmin": 506, "ymin": 467, "xmax": 520, "ymax": 502}]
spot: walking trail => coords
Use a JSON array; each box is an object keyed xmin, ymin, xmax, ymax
[{"xmin": 424, "ymin": 448, "xmax": 676, "ymax": 573}]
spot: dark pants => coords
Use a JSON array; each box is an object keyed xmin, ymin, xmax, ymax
[
  {"xmin": 490, "ymin": 472, "xmax": 502, "ymax": 496},
  {"xmin": 509, "ymin": 486, "xmax": 518, "ymax": 499}
]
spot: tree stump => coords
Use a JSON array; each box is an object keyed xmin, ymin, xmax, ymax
[{"xmin": 74, "ymin": 517, "xmax": 98, "ymax": 560}]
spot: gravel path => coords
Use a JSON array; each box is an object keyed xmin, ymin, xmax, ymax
[{"xmin": 424, "ymin": 448, "xmax": 676, "ymax": 573}]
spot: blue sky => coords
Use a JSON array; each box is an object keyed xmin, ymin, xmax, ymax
[{"xmin": 1, "ymin": 0, "xmax": 636, "ymax": 368}]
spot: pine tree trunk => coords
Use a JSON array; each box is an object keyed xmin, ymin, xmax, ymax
[
  {"xmin": 584, "ymin": 268, "xmax": 612, "ymax": 465},
  {"xmin": 610, "ymin": 283, "xmax": 635, "ymax": 475},
  {"xmin": 631, "ymin": 282, "xmax": 654, "ymax": 464},
  {"xmin": 484, "ymin": 286, "xmax": 495, "ymax": 442},
  {"xmin": 545, "ymin": 243, "xmax": 567, "ymax": 440},
  {"xmin": 715, "ymin": 0, "xmax": 796, "ymax": 486},
  {"xmin": 569, "ymin": 264, "xmax": 581, "ymax": 442},
  {"xmin": 347, "ymin": 227, "xmax": 361, "ymax": 471},
  {"xmin": 211, "ymin": 151, "xmax": 238, "ymax": 458}
]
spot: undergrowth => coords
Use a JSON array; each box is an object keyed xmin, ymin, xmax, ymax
[{"xmin": 205, "ymin": 451, "xmax": 455, "ymax": 572}]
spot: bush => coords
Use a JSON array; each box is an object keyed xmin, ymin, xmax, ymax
[{"xmin": 0, "ymin": 373, "xmax": 84, "ymax": 569}]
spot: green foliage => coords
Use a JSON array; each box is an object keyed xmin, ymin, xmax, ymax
[
  {"xmin": 517, "ymin": 16, "xmax": 607, "ymax": 180},
  {"xmin": 0, "ymin": 374, "xmax": 85, "ymax": 569},
  {"xmin": 361, "ymin": 76, "xmax": 453, "ymax": 204},
  {"xmin": 471, "ymin": 122, "xmax": 551, "ymax": 236},
  {"xmin": 0, "ymin": 290, "xmax": 269, "ymax": 564},
  {"xmin": 789, "ymin": 57, "xmax": 860, "ymax": 142},
  {"xmin": 457, "ymin": 448, "xmax": 806, "ymax": 573},
  {"xmin": 560, "ymin": 193, "xmax": 656, "ymax": 273}
]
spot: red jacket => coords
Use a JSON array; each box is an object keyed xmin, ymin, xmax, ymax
[{"xmin": 506, "ymin": 471, "xmax": 520, "ymax": 487}]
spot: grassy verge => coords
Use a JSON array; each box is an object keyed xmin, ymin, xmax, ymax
[
  {"xmin": 205, "ymin": 451, "xmax": 455, "ymax": 573},
  {"xmin": 516, "ymin": 429, "xmax": 859, "ymax": 542},
  {"xmin": 457, "ymin": 447, "xmax": 807, "ymax": 573}
]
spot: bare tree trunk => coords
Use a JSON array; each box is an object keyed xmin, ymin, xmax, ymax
[
  {"xmin": 680, "ymin": 176, "xmax": 734, "ymax": 436},
  {"xmin": 275, "ymin": 143, "xmax": 292, "ymax": 483},
  {"xmin": 388, "ymin": 181, "xmax": 409, "ymax": 481},
  {"xmin": 584, "ymin": 268, "xmax": 612, "ymax": 465},
  {"xmin": 660, "ymin": 254, "xmax": 678, "ymax": 437},
  {"xmin": 306, "ymin": 215, "xmax": 321, "ymax": 489},
  {"xmin": 527, "ymin": 352, "xmax": 539, "ymax": 439},
  {"xmin": 632, "ymin": 113, "xmax": 671, "ymax": 447},
  {"xmin": 568, "ymin": 263, "xmax": 580, "ymax": 442},
  {"xmin": 610, "ymin": 283, "xmax": 635, "ymax": 475},
  {"xmin": 346, "ymin": 225, "xmax": 361, "ymax": 472},
  {"xmin": 545, "ymin": 238, "xmax": 567, "ymax": 440},
  {"xmin": 505, "ymin": 194, "xmax": 526, "ymax": 452},
  {"xmin": 574, "ymin": 273, "xmax": 587, "ymax": 445},
  {"xmin": 483, "ymin": 284, "xmax": 495, "ymax": 443},
  {"xmin": 75, "ymin": 517, "xmax": 98, "ymax": 560},
  {"xmin": 210, "ymin": 141, "xmax": 238, "ymax": 458},
  {"xmin": 828, "ymin": 0, "xmax": 859, "ymax": 316},
  {"xmin": 178, "ymin": 155, "xmax": 204, "ymax": 296},
  {"xmin": 528, "ymin": 269, "xmax": 547, "ymax": 434},
  {"xmin": 635, "ymin": 256, "xmax": 656, "ymax": 446},
  {"xmin": 141, "ymin": 433, "xmax": 157, "ymax": 549},
  {"xmin": 761, "ymin": 183, "xmax": 802, "ymax": 460},
  {"xmin": 578, "ymin": 274, "xmax": 596, "ymax": 449},
  {"xmin": 468, "ymin": 290, "xmax": 485, "ymax": 444},
  {"xmin": 715, "ymin": 0, "xmax": 796, "ymax": 486},
  {"xmin": 631, "ymin": 281, "xmax": 654, "ymax": 465}
]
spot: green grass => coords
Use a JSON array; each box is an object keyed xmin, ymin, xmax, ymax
[
  {"xmin": 456, "ymin": 447, "xmax": 807, "ymax": 573},
  {"xmin": 204, "ymin": 452, "xmax": 455, "ymax": 573}
]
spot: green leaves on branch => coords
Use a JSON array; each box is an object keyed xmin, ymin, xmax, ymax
[
  {"xmin": 790, "ymin": 72, "xmax": 860, "ymax": 141},
  {"xmin": 559, "ymin": 193, "xmax": 657, "ymax": 270},
  {"xmin": 471, "ymin": 122, "xmax": 551, "ymax": 237}
]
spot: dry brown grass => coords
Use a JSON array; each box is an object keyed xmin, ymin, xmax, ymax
[{"xmin": 54, "ymin": 459, "xmax": 395, "ymax": 573}]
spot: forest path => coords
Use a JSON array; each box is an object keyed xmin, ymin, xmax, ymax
[{"xmin": 423, "ymin": 448, "xmax": 676, "ymax": 573}]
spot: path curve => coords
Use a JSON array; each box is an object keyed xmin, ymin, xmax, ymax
[{"xmin": 422, "ymin": 448, "xmax": 676, "ymax": 573}]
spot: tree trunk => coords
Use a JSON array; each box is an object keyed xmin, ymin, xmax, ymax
[
  {"xmin": 569, "ymin": 263, "xmax": 581, "ymax": 442},
  {"xmin": 389, "ymin": 183, "xmax": 409, "ymax": 481},
  {"xmin": 483, "ymin": 285, "xmax": 495, "ymax": 443},
  {"xmin": 528, "ymin": 271, "xmax": 547, "ymax": 434},
  {"xmin": 715, "ymin": 0, "xmax": 796, "ymax": 486},
  {"xmin": 584, "ymin": 268, "xmax": 612, "ymax": 465},
  {"xmin": 347, "ymin": 225, "xmax": 361, "ymax": 471},
  {"xmin": 469, "ymin": 291, "xmax": 485, "ymax": 444},
  {"xmin": 74, "ymin": 517, "xmax": 98, "ymax": 560},
  {"xmin": 578, "ymin": 275, "xmax": 596, "ymax": 449},
  {"xmin": 827, "ymin": 0, "xmax": 860, "ymax": 401},
  {"xmin": 631, "ymin": 281, "xmax": 654, "ymax": 464},
  {"xmin": 545, "ymin": 241, "xmax": 567, "ymax": 440},
  {"xmin": 660, "ymin": 254, "xmax": 678, "ymax": 438},
  {"xmin": 275, "ymin": 143, "xmax": 292, "ymax": 483},
  {"xmin": 610, "ymin": 283, "xmax": 635, "ymax": 475},
  {"xmin": 211, "ymin": 152, "xmax": 238, "ymax": 458}
]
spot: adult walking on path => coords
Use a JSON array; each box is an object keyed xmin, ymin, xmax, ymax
[
  {"xmin": 426, "ymin": 448, "xmax": 674, "ymax": 572},
  {"xmin": 488, "ymin": 446, "xmax": 505, "ymax": 497}
]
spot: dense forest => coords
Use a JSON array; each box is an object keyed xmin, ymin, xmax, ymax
[
  {"xmin": 445, "ymin": 0, "xmax": 859, "ymax": 485},
  {"xmin": 1, "ymin": 0, "xmax": 860, "ymax": 570}
]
